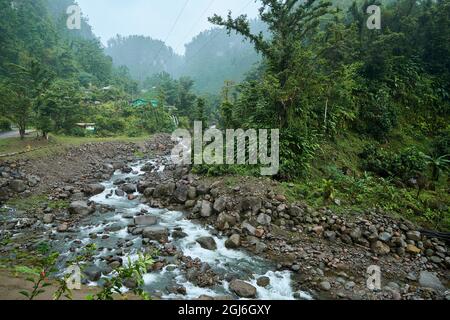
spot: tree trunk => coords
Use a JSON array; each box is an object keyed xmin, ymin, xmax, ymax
[{"xmin": 19, "ymin": 128, "xmax": 25, "ymax": 140}]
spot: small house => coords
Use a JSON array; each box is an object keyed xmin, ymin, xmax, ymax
[
  {"xmin": 131, "ymin": 99, "xmax": 159, "ymax": 108},
  {"xmin": 76, "ymin": 123, "xmax": 96, "ymax": 131}
]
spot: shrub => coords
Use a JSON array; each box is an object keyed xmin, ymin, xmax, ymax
[
  {"xmin": 279, "ymin": 129, "xmax": 320, "ymax": 180},
  {"xmin": 94, "ymin": 115, "xmax": 126, "ymax": 136},
  {"xmin": 0, "ymin": 117, "xmax": 11, "ymax": 132},
  {"xmin": 432, "ymin": 125, "xmax": 450, "ymax": 157},
  {"xmin": 360, "ymin": 144, "xmax": 427, "ymax": 180},
  {"xmin": 359, "ymin": 88, "xmax": 398, "ymax": 141}
]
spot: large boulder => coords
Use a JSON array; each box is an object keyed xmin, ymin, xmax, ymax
[
  {"xmin": 213, "ymin": 196, "xmax": 227, "ymax": 213},
  {"xmin": 200, "ymin": 200, "xmax": 213, "ymax": 217},
  {"xmin": 121, "ymin": 184, "xmax": 137, "ymax": 195},
  {"xmin": 196, "ymin": 237, "xmax": 217, "ymax": 250},
  {"xmin": 83, "ymin": 265, "xmax": 102, "ymax": 282},
  {"xmin": 172, "ymin": 230, "xmax": 188, "ymax": 239},
  {"xmin": 406, "ymin": 231, "xmax": 421, "ymax": 242},
  {"xmin": 9, "ymin": 180, "xmax": 26, "ymax": 193},
  {"xmin": 187, "ymin": 187, "xmax": 197, "ymax": 200},
  {"xmin": 229, "ymin": 279, "xmax": 257, "ymax": 298},
  {"xmin": 216, "ymin": 212, "xmax": 237, "ymax": 230},
  {"xmin": 419, "ymin": 271, "xmax": 445, "ymax": 292},
  {"xmin": 256, "ymin": 213, "xmax": 272, "ymax": 226},
  {"xmin": 143, "ymin": 188, "xmax": 154, "ymax": 198},
  {"xmin": 137, "ymin": 181, "xmax": 151, "ymax": 193},
  {"xmin": 242, "ymin": 222, "xmax": 257, "ymax": 236},
  {"xmin": 0, "ymin": 187, "xmax": 9, "ymax": 201},
  {"xmin": 257, "ymin": 277, "xmax": 270, "ymax": 288},
  {"xmin": 173, "ymin": 184, "xmax": 189, "ymax": 203},
  {"xmin": 134, "ymin": 215, "xmax": 158, "ymax": 226},
  {"xmin": 225, "ymin": 234, "xmax": 241, "ymax": 249},
  {"xmin": 69, "ymin": 201, "xmax": 94, "ymax": 215},
  {"xmin": 288, "ymin": 206, "xmax": 303, "ymax": 217},
  {"xmin": 43, "ymin": 214, "xmax": 54, "ymax": 224},
  {"xmin": 84, "ymin": 184, "xmax": 105, "ymax": 196},
  {"xmin": 371, "ymin": 241, "xmax": 390, "ymax": 255},
  {"xmin": 240, "ymin": 197, "xmax": 262, "ymax": 213},
  {"xmin": 196, "ymin": 184, "xmax": 210, "ymax": 195},
  {"xmin": 153, "ymin": 183, "xmax": 176, "ymax": 198},
  {"xmin": 142, "ymin": 226, "xmax": 169, "ymax": 243}
]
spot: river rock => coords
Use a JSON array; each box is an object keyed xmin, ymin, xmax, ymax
[
  {"xmin": 350, "ymin": 228, "xmax": 362, "ymax": 240},
  {"xmin": 84, "ymin": 184, "xmax": 105, "ymax": 196},
  {"xmin": 43, "ymin": 214, "xmax": 54, "ymax": 224},
  {"xmin": 115, "ymin": 189, "xmax": 125, "ymax": 197},
  {"xmin": 320, "ymin": 281, "xmax": 331, "ymax": 291},
  {"xmin": 406, "ymin": 231, "xmax": 421, "ymax": 242},
  {"xmin": 122, "ymin": 166, "xmax": 132, "ymax": 173},
  {"xmin": 213, "ymin": 196, "xmax": 227, "ymax": 213},
  {"xmin": 257, "ymin": 276, "xmax": 270, "ymax": 288},
  {"xmin": 153, "ymin": 183, "xmax": 175, "ymax": 198},
  {"xmin": 134, "ymin": 215, "xmax": 158, "ymax": 226},
  {"xmin": 57, "ymin": 223, "xmax": 68, "ymax": 232},
  {"xmin": 229, "ymin": 279, "xmax": 257, "ymax": 298},
  {"xmin": 196, "ymin": 237, "xmax": 217, "ymax": 250},
  {"xmin": 256, "ymin": 213, "xmax": 271, "ymax": 226},
  {"xmin": 84, "ymin": 265, "xmax": 102, "ymax": 282},
  {"xmin": 123, "ymin": 278, "xmax": 138, "ymax": 289},
  {"xmin": 324, "ymin": 231, "xmax": 337, "ymax": 241},
  {"xmin": 378, "ymin": 232, "xmax": 392, "ymax": 242},
  {"xmin": 242, "ymin": 222, "xmax": 257, "ymax": 236},
  {"xmin": 289, "ymin": 206, "xmax": 303, "ymax": 217},
  {"xmin": 142, "ymin": 226, "xmax": 169, "ymax": 243},
  {"xmin": 172, "ymin": 230, "xmax": 188, "ymax": 239},
  {"xmin": 216, "ymin": 212, "xmax": 237, "ymax": 230},
  {"xmin": 371, "ymin": 241, "xmax": 390, "ymax": 255},
  {"xmin": 200, "ymin": 200, "xmax": 213, "ymax": 217},
  {"xmin": 225, "ymin": 234, "xmax": 241, "ymax": 249},
  {"xmin": 419, "ymin": 271, "xmax": 445, "ymax": 292},
  {"xmin": 406, "ymin": 244, "xmax": 421, "ymax": 254},
  {"xmin": 187, "ymin": 187, "xmax": 197, "ymax": 200},
  {"xmin": 121, "ymin": 184, "xmax": 136, "ymax": 194},
  {"xmin": 240, "ymin": 197, "xmax": 262, "ymax": 213},
  {"xmin": 26, "ymin": 175, "xmax": 40, "ymax": 187},
  {"xmin": 173, "ymin": 184, "xmax": 189, "ymax": 203},
  {"xmin": 69, "ymin": 201, "xmax": 94, "ymax": 215},
  {"xmin": 196, "ymin": 184, "xmax": 210, "ymax": 195},
  {"xmin": 9, "ymin": 180, "xmax": 26, "ymax": 193}
]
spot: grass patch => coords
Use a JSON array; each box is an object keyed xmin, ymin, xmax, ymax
[
  {"xmin": 6, "ymin": 195, "xmax": 68, "ymax": 212},
  {"xmin": 282, "ymin": 172, "xmax": 450, "ymax": 231},
  {"xmin": 0, "ymin": 134, "xmax": 150, "ymax": 161}
]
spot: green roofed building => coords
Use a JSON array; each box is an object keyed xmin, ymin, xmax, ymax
[{"xmin": 131, "ymin": 99, "xmax": 159, "ymax": 108}]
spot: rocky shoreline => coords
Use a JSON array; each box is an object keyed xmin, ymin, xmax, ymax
[{"xmin": 0, "ymin": 134, "xmax": 448, "ymax": 300}]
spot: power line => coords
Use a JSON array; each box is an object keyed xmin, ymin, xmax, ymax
[
  {"xmin": 153, "ymin": 0, "xmax": 191, "ymax": 65},
  {"xmin": 184, "ymin": 0, "xmax": 255, "ymax": 64},
  {"xmin": 174, "ymin": 0, "xmax": 217, "ymax": 54}
]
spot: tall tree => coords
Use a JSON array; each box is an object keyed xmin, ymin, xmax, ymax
[{"xmin": 209, "ymin": 0, "xmax": 333, "ymax": 128}]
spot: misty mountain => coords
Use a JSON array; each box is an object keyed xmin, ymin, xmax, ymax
[
  {"xmin": 105, "ymin": 35, "xmax": 183, "ymax": 83},
  {"xmin": 105, "ymin": 19, "xmax": 265, "ymax": 94}
]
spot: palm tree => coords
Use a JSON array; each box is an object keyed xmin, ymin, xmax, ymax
[{"xmin": 424, "ymin": 154, "xmax": 450, "ymax": 181}]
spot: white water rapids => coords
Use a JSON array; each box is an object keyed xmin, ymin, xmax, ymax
[{"xmin": 51, "ymin": 159, "xmax": 311, "ymax": 300}]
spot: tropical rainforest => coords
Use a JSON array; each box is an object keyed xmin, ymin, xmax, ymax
[{"xmin": 0, "ymin": 0, "xmax": 449, "ymax": 232}]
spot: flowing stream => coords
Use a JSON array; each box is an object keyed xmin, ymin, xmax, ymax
[{"xmin": 46, "ymin": 159, "xmax": 310, "ymax": 300}]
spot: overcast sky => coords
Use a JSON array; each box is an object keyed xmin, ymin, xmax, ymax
[{"xmin": 76, "ymin": 0, "xmax": 260, "ymax": 55}]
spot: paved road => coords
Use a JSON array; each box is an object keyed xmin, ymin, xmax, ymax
[{"xmin": 0, "ymin": 130, "xmax": 35, "ymax": 139}]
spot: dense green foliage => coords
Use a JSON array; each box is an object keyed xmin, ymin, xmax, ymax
[
  {"xmin": 204, "ymin": 0, "xmax": 449, "ymax": 229},
  {"xmin": 209, "ymin": 0, "xmax": 449, "ymax": 178},
  {"xmin": 0, "ymin": 0, "xmax": 181, "ymax": 138},
  {"xmin": 0, "ymin": 0, "xmax": 448, "ymax": 230}
]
